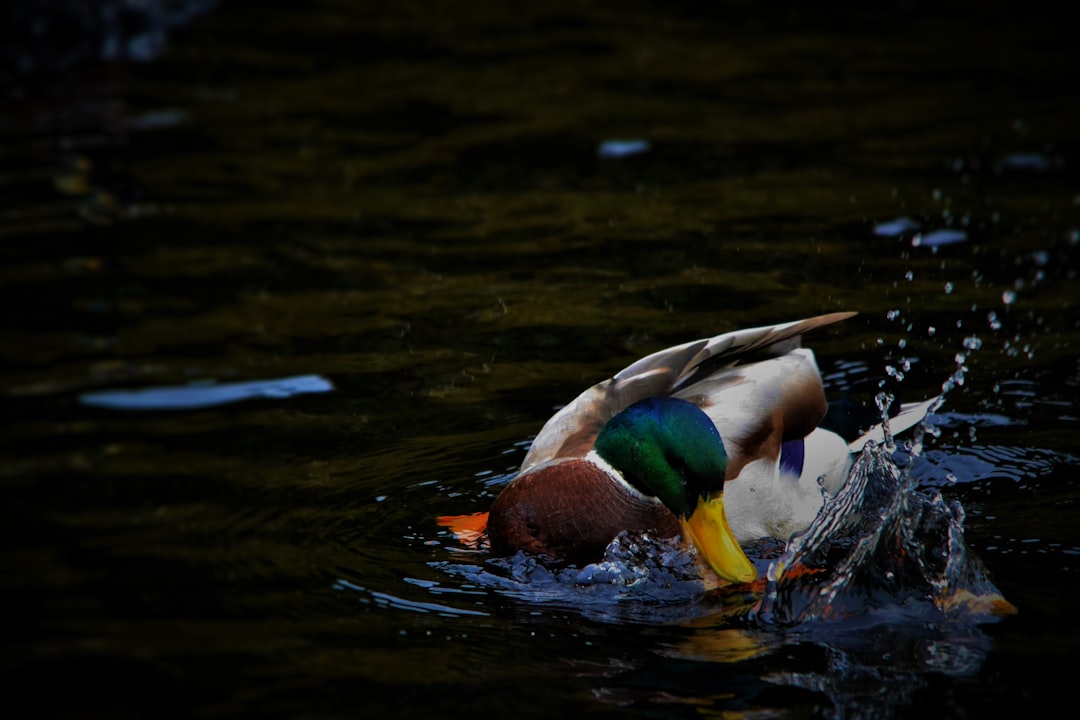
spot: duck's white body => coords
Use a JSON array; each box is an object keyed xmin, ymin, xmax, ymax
[{"xmin": 721, "ymin": 408, "xmax": 936, "ymax": 543}]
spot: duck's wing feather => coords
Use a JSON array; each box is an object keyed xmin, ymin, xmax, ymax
[
  {"xmin": 519, "ymin": 312, "xmax": 856, "ymax": 473},
  {"xmin": 673, "ymin": 348, "xmax": 831, "ymax": 479},
  {"xmin": 666, "ymin": 312, "xmax": 856, "ymax": 393}
]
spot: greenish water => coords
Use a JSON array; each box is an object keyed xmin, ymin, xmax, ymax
[{"xmin": 3, "ymin": 1, "xmax": 1079, "ymax": 717}]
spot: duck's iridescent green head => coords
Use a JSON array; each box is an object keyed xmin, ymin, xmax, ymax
[
  {"xmin": 594, "ymin": 397, "xmax": 728, "ymax": 513},
  {"xmin": 594, "ymin": 396, "xmax": 756, "ymax": 584}
]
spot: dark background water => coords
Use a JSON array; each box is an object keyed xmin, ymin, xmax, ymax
[{"xmin": 3, "ymin": 1, "xmax": 1078, "ymax": 717}]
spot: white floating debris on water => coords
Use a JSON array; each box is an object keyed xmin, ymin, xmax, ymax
[
  {"xmin": 912, "ymin": 228, "xmax": 968, "ymax": 248},
  {"xmin": 999, "ymin": 152, "xmax": 1053, "ymax": 171},
  {"xmin": 874, "ymin": 216, "xmax": 920, "ymax": 237},
  {"xmin": 78, "ymin": 374, "xmax": 334, "ymax": 410},
  {"xmin": 123, "ymin": 108, "xmax": 191, "ymax": 131},
  {"xmin": 597, "ymin": 139, "xmax": 651, "ymax": 158}
]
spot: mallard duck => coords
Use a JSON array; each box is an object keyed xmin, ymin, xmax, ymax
[{"xmin": 445, "ymin": 312, "xmax": 938, "ymax": 585}]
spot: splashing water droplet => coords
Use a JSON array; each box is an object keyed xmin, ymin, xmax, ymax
[
  {"xmin": 944, "ymin": 281, "xmax": 954, "ymax": 294},
  {"xmin": 963, "ymin": 336, "xmax": 983, "ymax": 350},
  {"xmin": 905, "ymin": 270, "xmax": 915, "ymax": 281},
  {"xmin": 875, "ymin": 391, "xmax": 896, "ymax": 451},
  {"xmin": 1002, "ymin": 290, "xmax": 1017, "ymax": 305},
  {"xmin": 752, "ymin": 442, "xmax": 1012, "ymax": 627},
  {"xmin": 887, "ymin": 309, "xmax": 901, "ymax": 321},
  {"xmin": 942, "ymin": 364, "xmax": 967, "ymax": 394}
]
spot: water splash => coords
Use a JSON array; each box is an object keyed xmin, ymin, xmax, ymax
[
  {"xmin": 436, "ymin": 531, "xmax": 728, "ymax": 624},
  {"xmin": 752, "ymin": 435, "xmax": 1014, "ymax": 628}
]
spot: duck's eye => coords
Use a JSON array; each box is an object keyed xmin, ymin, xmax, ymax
[{"xmin": 665, "ymin": 451, "xmax": 691, "ymax": 489}]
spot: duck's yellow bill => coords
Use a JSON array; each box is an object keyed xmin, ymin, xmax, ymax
[{"xmin": 681, "ymin": 495, "xmax": 757, "ymax": 584}]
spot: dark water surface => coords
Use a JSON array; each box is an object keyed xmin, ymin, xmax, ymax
[{"xmin": 3, "ymin": 1, "xmax": 1079, "ymax": 717}]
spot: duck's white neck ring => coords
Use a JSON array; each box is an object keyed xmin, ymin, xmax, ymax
[{"xmin": 585, "ymin": 449, "xmax": 664, "ymax": 505}]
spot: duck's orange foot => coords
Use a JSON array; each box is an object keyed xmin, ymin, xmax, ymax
[{"xmin": 437, "ymin": 512, "xmax": 489, "ymax": 547}]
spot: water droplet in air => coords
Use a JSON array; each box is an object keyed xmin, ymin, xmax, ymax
[
  {"xmin": 1002, "ymin": 290, "xmax": 1017, "ymax": 306},
  {"xmin": 904, "ymin": 270, "xmax": 915, "ymax": 281},
  {"xmin": 944, "ymin": 281, "xmax": 954, "ymax": 294}
]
